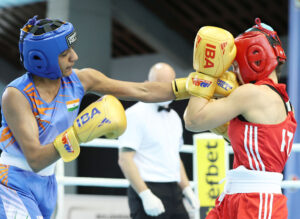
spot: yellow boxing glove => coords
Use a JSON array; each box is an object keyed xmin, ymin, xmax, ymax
[
  {"xmin": 210, "ymin": 122, "xmax": 229, "ymax": 141},
  {"xmin": 214, "ymin": 71, "xmax": 239, "ymax": 98},
  {"xmin": 172, "ymin": 78, "xmax": 190, "ymax": 100},
  {"xmin": 206, "ymin": 99, "xmax": 229, "ymax": 140},
  {"xmin": 193, "ymin": 26, "xmax": 236, "ymax": 77},
  {"xmin": 186, "ymin": 26, "xmax": 236, "ymax": 99},
  {"xmin": 186, "ymin": 72, "xmax": 217, "ymax": 99},
  {"xmin": 172, "ymin": 71, "xmax": 238, "ymax": 100},
  {"xmin": 54, "ymin": 95, "xmax": 127, "ymax": 162}
]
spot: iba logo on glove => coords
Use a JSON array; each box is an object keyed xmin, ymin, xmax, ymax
[
  {"xmin": 76, "ymin": 107, "xmax": 101, "ymax": 128},
  {"xmin": 204, "ymin": 44, "xmax": 216, "ymax": 68},
  {"xmin": 75, "ymin": 106, "xmax": 112, "ymax": 128},
  {"xmin": 192, "ymin": 78, "xmax": 212, "ymax": 88},
  {"xmin": 98, "ymin": 118, "xmax": 111, "ymax": 127}
]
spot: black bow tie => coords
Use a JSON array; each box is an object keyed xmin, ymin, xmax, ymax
[{"xmin": 158, "ymin": 106, "xmax": 171, "ymax": 112}]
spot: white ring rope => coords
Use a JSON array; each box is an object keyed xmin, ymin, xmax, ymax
[
  {"xmin": 56, "ymin": 140, "xmax": 195, "ymax": 187},
  {"xmin": 55, "ymin": 139, "xmax": 300, "ymax": 219},
  {"xmin": 57, "ymin": 140, "xmax": 300, "ymax": 188},
  {"xmin": 55, "ymin": 139, "xmax": 196, "ymax": 219},
  {"xmin": 80, "ymin": 138, "xmax": 195, "ymax": 152}
]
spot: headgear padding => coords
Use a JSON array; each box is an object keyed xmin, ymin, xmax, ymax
[
  {"xmin": 193, "ymin": 26, "xmax": 236, "ymax": 78},
  {"xmin": 19, "ymin": 16, "xmax": 77, "ymax": 79},
  {"xmin": 234, "ymin": 18, "xmax": 286, "ymax": 84}
]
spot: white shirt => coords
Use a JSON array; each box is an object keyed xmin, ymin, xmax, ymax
[{"xmin": 118, "ymin": 102, "xmax": 183, "ymax": 182}]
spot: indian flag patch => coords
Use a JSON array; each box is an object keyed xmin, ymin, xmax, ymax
[{"xmin": 66, "ymin": 99, "xmax": 80, "ymax": 111}]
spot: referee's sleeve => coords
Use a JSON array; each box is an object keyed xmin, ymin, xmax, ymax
[{"xmin": 118, "ymin": 109, "xmax": 142, "ymax": 151}]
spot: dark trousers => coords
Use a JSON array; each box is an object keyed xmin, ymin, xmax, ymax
[{"xmin": 128, "ymin": 182, "xmax": 189, "ymax": 219}]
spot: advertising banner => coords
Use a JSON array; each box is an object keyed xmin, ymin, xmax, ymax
[{"xmin": 194, "ymin": 133, "xmax": 226, "ymax": 219}]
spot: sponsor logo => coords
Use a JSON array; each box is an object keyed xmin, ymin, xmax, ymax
[
  {"xmin": 204, "ymin": 43, "xmax": 216, "ymax": 68},
  {"xmin": 76, "ymin": 107, "xmax": 101, "ymax": 128},
  {"xmin": 196, "ymin": 136, "xmax": 226, "ymax": 218},
  {"xmin": 192, "ymin": 78, "xmax": 212, "ymax": 88},
  {"xmin": 98, "ymin": 118, "xmax": 111, "ymax": 127},
  {"xmin": 195, "ymin": 35, "xmax": 202, "ymax": 48},
  {"xmin": 66, "ymin": 31, "xmax": 77, "ymax": 47},
  {"xmin": 217, "ymin": 79, "xmax": 233, "ymax": 91},
  {"xmin": 62, "ymin": 132, "xmax": 74, "ymax": 153},
  {"xmin": 220, "ymin": 42, "xmax": 227, "ymax": 54}
]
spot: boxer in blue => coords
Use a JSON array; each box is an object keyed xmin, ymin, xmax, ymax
[
  {"xmin": 0, "ymin": 16, "xmax": 176, "ymax": 219},
  {"xmin": 0, "ymin": 16, "xmax": 239, "ymax": 218}
]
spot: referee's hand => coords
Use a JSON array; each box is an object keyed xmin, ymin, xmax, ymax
[
  {"xmin": 139, "ymin": 189, "xmax": 165, "ymax": 216},
  {"xmin": 183, "ymin": 185, "xmax": 200, "ymax": 209}
]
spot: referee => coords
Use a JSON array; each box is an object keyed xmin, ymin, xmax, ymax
[{"xmin": 118, "ymin": 62, "xmax": 199, "ymax": 219}]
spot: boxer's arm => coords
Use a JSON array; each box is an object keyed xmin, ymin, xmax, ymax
[
  {"xmin": 184, "ymin": 84, "xmax": 258, "ymax": 132},
  {"xmin": 75, "ymin": 68, "xmax": 175, "ymax": 102},
  {"xmin": 1, "ymin": 88, "xmax": 60, "ymax": 172}
]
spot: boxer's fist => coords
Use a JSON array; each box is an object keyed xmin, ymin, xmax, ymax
[
  {"xmin": 214, "ymin": 71, "xmax": 239, "ymax": 98},
  {"xmin": 54, "ymin": 95, "xmax": 127, "ymax": 162},
  {"xmin": 193, "ymin": 26, "xmax": 236, "ymax": 78},
  {"xmin": 210, "ymin": 122, "xmax": 229, "ymax": 141},
  {"xmin": 172, "ymin": 78, "xmax": 190, "ymax": 100},
  {"xmin": 171, "ymin": 71, "xmax": 238, "ymax": 100},
  {"xmin": 186, "ymin": 72, "xmax": 217, "ymax": 99}
]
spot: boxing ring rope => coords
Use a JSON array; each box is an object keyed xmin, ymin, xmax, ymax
[
  {"xmin": 54, "ymin": 138, "xmax": 300, "ymax": 219},
  {"xmin": 55, "ymin": 139, "xmax": 195, "ymax": 219}
]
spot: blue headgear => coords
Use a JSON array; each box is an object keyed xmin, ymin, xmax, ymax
[{"xmin": 19, "ymin": 16, "xmax": 77, "ymax": 79}]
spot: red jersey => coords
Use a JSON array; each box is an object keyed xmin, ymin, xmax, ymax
[{"xmin": 228, "ymin": 78, "xmax": 297, "ymax": 173}]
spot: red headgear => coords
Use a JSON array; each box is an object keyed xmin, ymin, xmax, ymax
[{"xmin": 234, "ymin": 18, "xmax": 286, "ymax": 83}]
